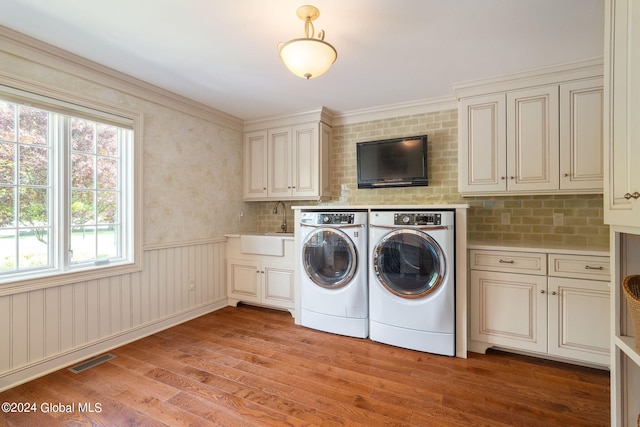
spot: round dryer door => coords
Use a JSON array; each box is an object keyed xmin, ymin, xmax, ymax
[
  {"xmin": 302, "ymin": 228, "xmax": 357, "ymax": 289},
  {"xmin": 373, "ymin": 229, "xmax": 446, "ymax": 298}
]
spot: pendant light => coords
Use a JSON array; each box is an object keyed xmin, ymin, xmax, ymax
[{"xmin": 278, "ymin": 5, "xmax": 337, "ymax": 79}]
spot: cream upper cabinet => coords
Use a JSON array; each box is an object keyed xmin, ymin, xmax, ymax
[
  {"xmin": 290, "ymin": 123, "xmax": 321, "ymax": 198},
  {"xmin": 604, "ymin": 0, "xmax": 640, "ymax": 227},
  {"xmin": 243, "ymin": 130, "xmax": 268, "ymax": 199},
  {"xmin": 457, "ymin": 64, "xmax": 603, "ymax": 196},
  {"xmin": 560, "ymin": 79, "xmax": 604, "ymax": 191},
  {"xmin": 267, "ymin": 126, "xmax": 293, "ymax": 198},
  {"xmin": 243, "ymin": 115, "xmax": 331, "ymax": 201},
  {"xmin": 506, "ymin": 85, "xmax": 560, "ymax": 192},
  {"xmin": 266, "ymin": 124, "xmax": 325, "ymax": 198},
  {"xmin": 458, "ymin": 93, "xmax": 506, "ymax": 193},
  {"xmin": 605, "ymin": 1, "xmax": 640, "ymax": 426}
]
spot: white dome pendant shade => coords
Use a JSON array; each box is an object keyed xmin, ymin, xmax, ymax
[{"xmin": 278, "ymin": 5, "xmax": 337, "ymax": 79}]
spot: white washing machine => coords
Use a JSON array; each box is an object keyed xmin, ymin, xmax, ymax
[
  {"xmin": 299, "ymin": 211, "xmax": 368, "ymax": 338},
  {"xmin": 369, "ymin": 210, "xmax": 455, "ymax": 355}
]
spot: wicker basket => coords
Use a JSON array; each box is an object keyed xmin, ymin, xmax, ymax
[{"xmin": 622, "ymin": 275, "xmax": 640, "ymax": 352}]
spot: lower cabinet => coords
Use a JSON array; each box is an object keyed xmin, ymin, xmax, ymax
[
  {"xmin": 469, "ymin": 248, "xmax": 610, "ymax": 366},
  {"xmin": 547, "ymin": 276, "xmax": 610, "ymax": 364},
  {"xmin": 226, "ymin": 236, "xmax": 295, "ymax": 313},
  {"xmin": 470, "ymin": 269, "xmax": 548, "ymax": 353}
]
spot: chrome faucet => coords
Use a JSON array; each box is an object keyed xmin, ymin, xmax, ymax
[{"xmin": 272, "ymin": 201, "xmax": 287, "ymax": 233}]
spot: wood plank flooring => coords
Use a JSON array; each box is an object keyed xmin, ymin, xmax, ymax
[{"xmin": 0, "ymin": 305, "xmax": 610, "ymax": 426}]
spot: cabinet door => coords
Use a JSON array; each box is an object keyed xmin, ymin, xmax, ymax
[
  {"xmin": 291, "ymin": 123, "xmax": 319, "ymax": 198},
  {"xmin": 319, "ymin": 122, "xmax": 332, "ymax": 198},
  {"xmin": 268, "ymin": 127, "xmax": 292, "ymax": 198},
  {"xmin": 507, "ymin": 86, "xmax": 559, "ymax": 192},
  {"xmin": 262, "ymin": 263, "xmax": 294, "ymax": 308},
  {"xmin": 227, "ymin": 258, "xmax": 260, "ymax": 303},
  {"xmin": 470, "ymin": 270, "xmax": 547, "ymax": 353},
  {"xmin": 243, "ymin": 131, "xmax": 268, "ymax": 199},
  {"xmin": 559, "ymin": 79, "xmax": 604, "ymax": 191},
  {"xmin": 548, "ymin": 277, "xmax": 610, "ymax": 365},
  {"xmin": 458, "ymin": 93, "xmax": 507, "ymax": 193},
  {"xmin": 605, "ymin": 0, "xmax": 640, "ymax": 226}
]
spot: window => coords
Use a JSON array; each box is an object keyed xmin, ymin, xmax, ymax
[{"xmin": 0, "ymin": 90, "xmax": 139, "ymax": 286}]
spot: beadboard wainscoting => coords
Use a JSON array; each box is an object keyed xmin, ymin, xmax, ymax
[{"xmin": 0, "ymin": 239, "xmax": 228, "ymax": 392}]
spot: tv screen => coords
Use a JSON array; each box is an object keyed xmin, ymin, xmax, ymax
[{"xmin": 356, "ymin": 135, "xmax": 428, "ymax": 188}]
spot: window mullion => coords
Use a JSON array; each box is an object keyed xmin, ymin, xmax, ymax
[{"xmin": 58, "ymin": 115, "xmax": 70, "ymax": 270}]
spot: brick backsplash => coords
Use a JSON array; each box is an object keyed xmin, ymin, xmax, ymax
[{"xmin": 255, "ymin": 109, "xmax": 609, "ymax": 248}]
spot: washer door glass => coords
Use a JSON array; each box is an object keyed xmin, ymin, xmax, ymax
[
  {"xmin": 373, "ymin": 229, "xmax": 446, "ymax": 298},
  {"xmin": 302, "ymin": 228, "xmax": 357, "ymax": 289}
]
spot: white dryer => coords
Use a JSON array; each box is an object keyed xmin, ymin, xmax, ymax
[
  {"xmin": 299, "ymin": 211, "xmax": 368, "ymax": 338},
  {"xmin": 369, "ymin": 210, "xmax": 455, "ymax": 355}
]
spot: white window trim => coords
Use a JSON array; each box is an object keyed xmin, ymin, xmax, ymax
[{"xmin": 0, "ymin": 76, "xmax": 144, "ymax": 297}]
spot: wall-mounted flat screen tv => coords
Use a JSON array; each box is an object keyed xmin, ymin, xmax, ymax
[{"xmin": 356, "ymin": 135, "xmax": 428, "ymax": 189}]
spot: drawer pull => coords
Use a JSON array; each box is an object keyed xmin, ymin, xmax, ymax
[
  {"xmin": 585, "ymin": 265, "xmax": 604, "ymax": 271},
  {"xmin": 499, "ymin": 259, "xmax": 515, "ymax": 264}
]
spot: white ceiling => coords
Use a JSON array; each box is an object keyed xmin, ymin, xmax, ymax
[{"xmin": 0, "ymin": 0, "xmax": 604, "ymax": 122}]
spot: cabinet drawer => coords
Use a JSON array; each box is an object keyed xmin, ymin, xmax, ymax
[
  {"xmin": 469, "ymin": 250, "xmax": 547, "ymax": 275},
  {"xmin": 548, "ymin": 254, "xmax": 610, "ymax": 280}
]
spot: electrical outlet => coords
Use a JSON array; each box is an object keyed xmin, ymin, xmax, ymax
[
  {"xmin": 553, "ymin": 213, "xmax": 564, "ymax": 226},
  {"xmin": 501, "ymin": 213, "xmax": 511, "ymax": 225},
  {"xmin": 188, "ymin": 279, "xmax": 195, "ymax": 292}
]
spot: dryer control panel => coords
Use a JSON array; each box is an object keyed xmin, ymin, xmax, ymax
[
  {"xmin": 394, "ymin": 212, "xmax": 441, "ymax": 226},
  {"xmin": 317, "ymin": 213, "xmax": 355, "ymax": 225}
]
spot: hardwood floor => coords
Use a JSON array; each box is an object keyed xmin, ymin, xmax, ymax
[{"xmin": 0, "ymin": 305, "xmax": 610, "ymax": 426}]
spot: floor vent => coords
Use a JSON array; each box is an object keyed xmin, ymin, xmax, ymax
[{"xmin": 68, "ymin": 353, "xmax": 116, "ymax": 374}]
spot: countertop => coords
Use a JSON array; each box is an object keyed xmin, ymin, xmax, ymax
[
  {"xmin": 291, "ymin": 204, "xmax": 470, "ymax": 211},
  {"xmin": 468, "ymin": 240, "xmax": 610, "ymax": 257},
  {"xmin": 224, "ymin": 233, "xmax": 295, "ymax": 241}
]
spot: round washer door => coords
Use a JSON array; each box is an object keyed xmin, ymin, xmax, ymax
[
  {"xmin": 373, "ymin": 229, "xmax": 446, "ymax": 298},
  {"xmin": 302, "ymin": 228, "xmax": 357, "ymax": 289}
]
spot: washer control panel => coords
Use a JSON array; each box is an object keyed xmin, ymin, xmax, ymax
[
  {"xmin": 317, "ymin": 213, "xmax": 355, "ymax": 225},
  {"xmin": 394, "ymin": 212, "xmax": 442, "ymax": 226}
]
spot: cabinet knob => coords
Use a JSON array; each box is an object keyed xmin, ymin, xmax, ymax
[
  {"xmin": 540, "ymin": 290, "xmax": 546, "ymax": 294},
  {"xmin": 510, "ymin": 176, "xmax": 515, "ymax": 180},
  {"xmin": 551, "ymin": 291, "xmax": 557, "ymax": 295},
  {"xmin": 633, "ymin": 192, "xmax": 640, "ymax": 199},
  {"xmin": 501, "ymin": 176, "xmax": 506, "ymax": 180},
  {"xmin": 564, "ymin": 173, "xmax": 569, "ymax": 177}
]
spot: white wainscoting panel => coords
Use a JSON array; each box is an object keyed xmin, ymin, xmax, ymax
[{"xmin": 0, "ymin": 239, "xmax": 227, "ymax": 391}]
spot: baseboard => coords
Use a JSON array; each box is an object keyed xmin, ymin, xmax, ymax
[{"xmin": 0, "ymin": 299, "xmax": 228, "ymax": 392}]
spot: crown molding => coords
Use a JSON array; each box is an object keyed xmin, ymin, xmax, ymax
[
  {"xmin": 0, "ymin": 25, "xmax": 244, "ymax": 131},
  {"xmin": 331, "ymin": 95, "xmax": 457, "ymax": 126},
  {"xmin": 243, "ymin": 106, "xmax": 335, "ymax": 131},
  {"xmin": 452, "ymin": 57, "xmax": 604, "ymax": 99}
]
